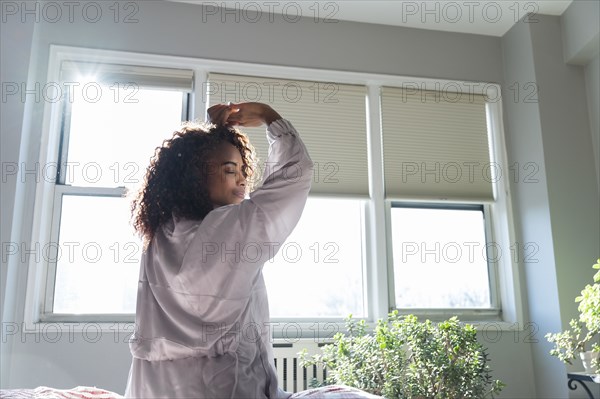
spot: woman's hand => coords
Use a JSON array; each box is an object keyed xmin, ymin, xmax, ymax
[
  {"xmin": 225, "ymin": 102, "xmax": 281, "ymax": 127},
  {"xmin": 206, "ymin": 103, "xmax": 239, "ymax": 126}
]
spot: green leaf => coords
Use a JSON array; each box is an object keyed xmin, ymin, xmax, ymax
[{"xmin": 303, "ymin": 313, "xmax": 505, "ymax": 397}]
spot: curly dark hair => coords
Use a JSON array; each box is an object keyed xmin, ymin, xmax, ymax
[{"xmin": 131, "ymin": 121, "xmax": 259, "ymax": 249}]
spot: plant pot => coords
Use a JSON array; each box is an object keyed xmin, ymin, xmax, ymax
[{"xmin": 580, "ymin": 350, "xmax": 599, "ymax": 374}]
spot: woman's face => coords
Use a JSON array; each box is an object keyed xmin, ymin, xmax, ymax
[{"xmin": 206, "ymin": 142, "xmax": 247, "ymax": 208}]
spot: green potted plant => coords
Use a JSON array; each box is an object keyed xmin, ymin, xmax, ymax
[
  {"xmin": 545, "ymin": 258, "xmax": 600, "ymax": 374},
  {"xmin": 299, "ymin": 311, "xmax": 505, "ymax": 398}
]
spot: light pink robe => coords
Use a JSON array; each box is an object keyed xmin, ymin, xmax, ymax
[{"xmin": 124, "ymin": 119, "xmax": 313, "ymax": 398}]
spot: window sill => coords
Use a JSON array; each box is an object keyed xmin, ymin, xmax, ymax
[{"xmin": 28, "ymin": 311, "xmax": 528, "ymax": 343}]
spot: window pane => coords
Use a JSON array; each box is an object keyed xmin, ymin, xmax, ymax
[
  {"xmin": 65, "ymin": 85, "xmax": 185, "ymax": 188},
  {"xmin": 53, "ymin": 195, "xmax": 140, "ymax": 314},
  {"xmin": 391, "ymin": 206, "xmax": 491, "ymax": 308},
  {"xmin": 263, "ymin": 198, "xmax": 365, "ymax": 318}
]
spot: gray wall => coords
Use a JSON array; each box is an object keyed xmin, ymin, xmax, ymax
[
  {"xmin": 1, "ymin": 1, "xmax": 598, "ymax": 397},
  {"xmin": 562, "ymin": 0, "xmax": 600, "ymax": 194},
  {"xmin": 562, "ymin": 0, "xmax": 599, "ymax": 65},
  {"xmin": 501, "ymin": 8, "xmax": 600, "ymax": 397},
  {"xmin": 0, "ymin": 2, "xmax": 36, "ymax": 325},
  {"xmin": 0, "ymin": 9, "xmax": 37, "ymax": 388},
  {"xmin": 586, "ymin": 53, "xmax": 600, "ymax": 194},
  {"xmin": 500, "ymin": 15, "xmax": 564, "ymax": 397}
]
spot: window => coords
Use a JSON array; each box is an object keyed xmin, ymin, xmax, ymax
[
  {"xmin": 207, "ymin": 73, "xmax": 370, "ymax": 319},
  {"xmin": 33, "ymin": 46, "xmax": 518, "ymax": 328},
  {"xmin": 378, "ymin": 85, "xmax": 502, "ymax": 319},
  {"xmin": 52, "ymin": 195, "xmax": 139, "ymax": 314},
  {"xmin": 206, "ymin": 73, "xmax": 369, "ymax": 197},
  {"xmin": 264, "ymin": 197, "xmax": 365, "ymax": 318},
  {"xmin": 43, "ymin": 61, "xmax": 192, "ymax": 318},
  {"xmin": 389, "ymin": 203, "xmax": 494, "ymax": 310}
]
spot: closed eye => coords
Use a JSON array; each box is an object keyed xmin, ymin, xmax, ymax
[{"xmin": 222, "ymin": 161, "xmax": 243, "ymax": 176}]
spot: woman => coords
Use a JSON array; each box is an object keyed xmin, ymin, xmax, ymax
[{"xmin": 125, "ymin": 102, "xmax": 313, "ymax": 398}]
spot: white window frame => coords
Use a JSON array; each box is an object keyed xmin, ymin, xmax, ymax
[
  {"xmin": 385, "ymin": 202, "xmax": 500, "ymax": 321},
  {"xmin": 24, "ymin": 45, "xmax": 523, "ymax": 337},
  {"xmin": 42, "ymin": 74, "xmax": 191, "ymax": 321}
]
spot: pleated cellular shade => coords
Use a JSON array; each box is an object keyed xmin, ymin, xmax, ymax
[
  {"xmin": 381, "ymin": 87, "xmax": 494, "ymax": 202},
  {"xmin": 208, "ymin": 73, "xmax": 369, "ymax": 197},
  {"xmin": 60, "ymin": 61, "xmax": 194, "ymax": 92}
]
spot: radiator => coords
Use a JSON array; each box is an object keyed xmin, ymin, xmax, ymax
[{"xmin": 272, "ymin": 339, "xmax": 330, "ymax": 393}]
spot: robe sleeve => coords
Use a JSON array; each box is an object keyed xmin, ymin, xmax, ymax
[{"xmin": 245, "ymin": 118, "xmax": 314, "ymax": 243}]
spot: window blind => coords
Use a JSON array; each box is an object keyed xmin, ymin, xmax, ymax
[
  {"xmin": 60, "ymin": 61, "xmax": 194, "ymax": 91},
  {"xmin": 381, "ymin": 86, "xmax": 494, "ymax": 202},
  {"xmin": 207, "ymin": 73, "xmax": 369, "ymax": 197}
]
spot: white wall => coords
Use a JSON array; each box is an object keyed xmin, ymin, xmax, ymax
[{"xmin": 1, "ymin": 1, "xmax": 598, "ymax": 397}]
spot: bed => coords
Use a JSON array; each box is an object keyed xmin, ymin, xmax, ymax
[
  {"xmin": 0, "ymin": 385, "xmax": 380, "ymax": 398},
  {"xmin": 0, "ymin": 386, "xmax": 123, "ymax": 399}
]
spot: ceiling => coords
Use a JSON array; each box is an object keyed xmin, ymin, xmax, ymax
[{"xmin": 165, "ymin": 0, "xmax": 574, "ymax": 36}]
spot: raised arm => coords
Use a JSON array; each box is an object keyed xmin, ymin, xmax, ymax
[
  {"xmin": 175, "ymin": 103, "xmax": 313, "ymax": 294},
  {"xmin": 241, "ymin": 103, "xmax": 312, "ymax": 242},
  {"xmin": 208, "ymin": 102, "xmax": 314, "ymax": 244}
]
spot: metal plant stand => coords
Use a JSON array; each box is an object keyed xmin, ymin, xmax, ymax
[{"xmin": 567, "ymin": 372, "xmax": 600, "ymax": 399}]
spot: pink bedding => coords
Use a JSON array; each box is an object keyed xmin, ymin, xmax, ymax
[
  {"xmin": 0, "ymin": 385, "xmax": 380, "ymax": 398},
  {"xmin": 289, "ymin": 385, "xmax": 382, "ymax": 398},
  {"xmin": 0, "ymin": 386, "xmax": 123, "ymax": 399}
]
